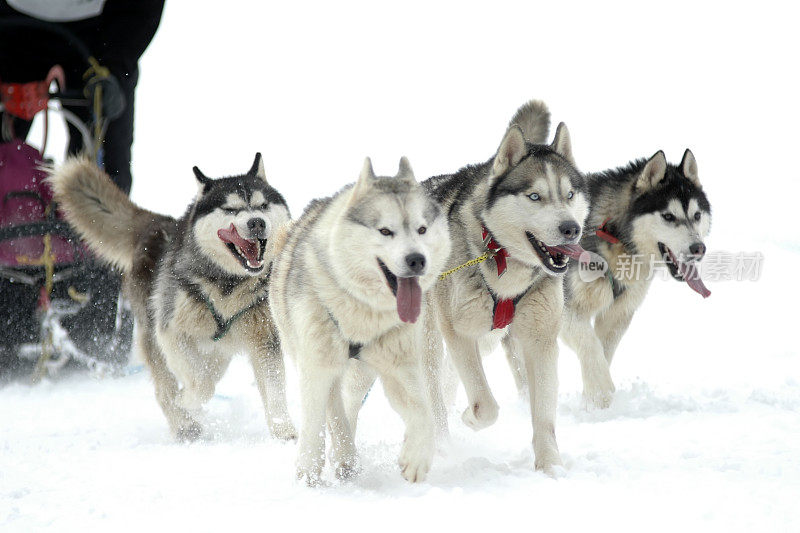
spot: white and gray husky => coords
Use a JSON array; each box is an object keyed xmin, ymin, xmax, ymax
[
  {"xmin": 422, "ymin": 100, "xmax": 590, "ymax": 473},
  {"xmin": 560, "ymin": 149, "xmax": 712, "ymax": 408},
  {"xmin": 268, "ymin": 157, "xmax": 450, "ymax": 485},
  {"xmin": 49, "ymin": 154, "xmax": 296, "ymax": 442}
]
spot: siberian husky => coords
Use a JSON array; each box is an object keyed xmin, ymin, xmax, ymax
[
  {"xmin": 49, "ymin": 154, "xmax": 296, "ymax": 441},
  {"xmin": 423, "ymin": 100, "xmax": 589, "ymax": 473},
  {"xmin": 268, "ymin": 157, "xmax": 450, "ymax": 484}
]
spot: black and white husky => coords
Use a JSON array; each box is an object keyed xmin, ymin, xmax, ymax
[
  {"xmin": 560, "ymin": 149, "xmax": 712, "ymax": 407},
  {"xmin": 49, "ymin": 154, "xmax": 296, "ymax": 442},
  {"xmin": 423, "ymin": 100, "xmax": 590, "ymax": 473}
]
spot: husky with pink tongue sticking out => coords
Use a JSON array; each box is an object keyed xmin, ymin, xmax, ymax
[
  {"xmin": 561, "ymin": 148, "xmax": 712, "ymax": 409},
  {"xmin": 269, "ymin": 157, "xmax": 451, "ymax": 486},
  {"xmin": 49, "ymin": 153, "xmax": 297, "ymax": 443}
]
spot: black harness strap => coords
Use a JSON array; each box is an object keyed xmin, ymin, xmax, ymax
[
  {"xmin": 325, "ymin": 307, "xmax": 365, "ymax": 360},
  {"xmin": 178, "ymin": 275, "xmax": 270, "ymax": 341},
  {"xmin": 349, "ymin": 343, "xmax": 363, "ymax": 360},
  {"xmin": 609, "ymin": 274, "xmax": 626, "ymax": 299}
]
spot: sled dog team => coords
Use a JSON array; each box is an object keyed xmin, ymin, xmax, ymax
[{"xmin": 50, "ymin": 99, "xmax": 712, "ymax": 484}]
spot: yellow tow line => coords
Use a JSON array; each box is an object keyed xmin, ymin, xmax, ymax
[{"xmin": 438, "ymin": 252, "xmax": 493, "ymax": 280}]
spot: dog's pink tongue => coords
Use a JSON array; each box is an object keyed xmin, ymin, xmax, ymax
[
  {"xmin": 546, "ymin": 243, "xmax": 588, "ymax": 263},
  {"xmin": 396, "ymin": 277, "xmax": 422, "ymax": 324},
  {"xmin": 679, "ymin": 260, "xmax": 711, "ymax": 299},
  {"xmin": 217, "ymin": 223, "xmax": 259, "ymax": 265}
]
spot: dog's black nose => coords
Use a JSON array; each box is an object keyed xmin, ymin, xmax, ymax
[
  {"xmin": 247, "ymin": 217, "xmax": 266, "ymax": 238},
  {"xmin": 405, "ymin": 253, "xmax": 426, "ymax": 274},
  {"xmin": 690, "ymin": 242, "xmax": 706, "ymax": 257},
  {"xmin": 558, "ymin": 220, "xmax": 580, "ymax": 241}
]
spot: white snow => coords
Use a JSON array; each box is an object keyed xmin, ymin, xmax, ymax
[{"xmin": 3, "ymin": 1, "xmax": 799, "ymax": 531}]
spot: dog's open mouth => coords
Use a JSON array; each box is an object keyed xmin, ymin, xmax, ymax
[
  {"xmin": 377, "ymin": 258, "xmax": 421, "ymax": 324},
  {"xmin": 218, "ymin": 223, "xmax": 266, "ymax": 272},
  {"xmin": 658, "ymin": 242, "xmax": 710, "ymax": 298},
  {"xmin": 526, "ymin": 232, "xmax": 585, "ymax": 273}
]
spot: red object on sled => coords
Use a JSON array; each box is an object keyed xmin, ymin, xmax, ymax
[
  {"xmin": 0, "ymin": 140, "xmax": 76, "ymax": 266},
  {"xmin": 0, "ymin": 65, "xmax": 64, "ymax": 121}
]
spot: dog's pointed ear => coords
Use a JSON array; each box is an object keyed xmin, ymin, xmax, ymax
[
  {"xmin": 492, "ymin": 126, "xmax": 527, "ymax": 177},
  {"xmin": 396, "ymin": 156, "xmax": 417, "ymax": 183},
  {"xmin": 349, "ymin": 157, "xmax": 376, "ymax": 203},
  {"xmin": 550, "ymin": 122, "xmax": 575, "ymax": 165},
  {"xmin": 680, "ymin": 148, "xmax": 700, "ymax": 187},
  {"xmin": 636, "ymin": 151, "xmax": 667, "ymax": 191},
  {"xmin": 193, "ymin": 166, "xmax": 212, "ymax": 193},
  {"xmin": 248, "ymin": 152, "xmax": 268, "ymax": 183}
]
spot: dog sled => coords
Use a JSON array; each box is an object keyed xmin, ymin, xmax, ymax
[{"xmin": 0, "ymin": 18, "xmax": 133, "ymax": 381}]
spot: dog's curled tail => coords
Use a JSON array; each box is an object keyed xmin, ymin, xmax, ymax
[
  {"xmin": 48, "ymin": 157, "xmax": 151, "ymax": 273},
  {"xmin": 508, "ymin": 99, "xmax": 550, "ymax": 144}
]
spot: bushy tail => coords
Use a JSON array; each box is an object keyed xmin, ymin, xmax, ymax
[
  {"xmin": 48, "ymin": 157, "xmax": 155, "ymax": 272},
  {"xmin": 508, "ymin": 100, "xmax": 550, "ymax": 144}
]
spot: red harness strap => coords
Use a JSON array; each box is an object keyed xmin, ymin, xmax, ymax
[
  {"xmin": 596, "ymin": 217, "xmax": 620, "ymax": 244},
  {"xmin": 480, "ymin": 226, "xmax": 518, "ymax": 329},
  {"xmin": 492, "ymin": 297, "xmax": 515, "ymax": 330},
  {"xmin": 481, "ymin": 226, "xmax": 508, "ymax": 276}
]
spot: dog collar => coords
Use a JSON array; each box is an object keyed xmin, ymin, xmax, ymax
[
  {"xmin": 480, "ymin": 226, "xmax": 523, "ymax": 329},
  {"xmin": 481, "ymin": 225, "xmax": 509, "ymax": 276},
  {"xmin": 596, "ymin": 217, "xmax": 620, "ymax": 244}
]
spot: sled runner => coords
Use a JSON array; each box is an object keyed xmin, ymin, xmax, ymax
[{"xmin": 0, "ymin": 18, "xmax": 133, "ymax": 381}]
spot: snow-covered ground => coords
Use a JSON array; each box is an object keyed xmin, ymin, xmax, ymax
[{"xmin": 3, "ymin": 1, "xmax": 799, "ymax": 531}]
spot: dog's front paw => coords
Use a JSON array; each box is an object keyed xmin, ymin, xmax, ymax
[
  {"xmin": 296, "ymin": 463, "xmax": 324, "ymax": 487},
  {"xmin": 334, "ymin": 456, "xmax": 361, "ymax": 482},
  {"xmin": 398, "ymin": 437, "xmax": 434, "ymax": 483},
  {"xmin": 461, "ymin": 398, "xmax": 499, "ymax": 430},
  {"xmin": 534, "ymin": 448, "xmax": 564, "ymax": 477},
  {"xmin": 175, "ymin": 420, "xmax": 203, "ymax": 443},
  {"xmin": 270, "ymin": 420, "xmax": 298, "ymax": 441},
  {"xmin": 582, "ymin": 372, "xmax": 615, "ymax": 409}
]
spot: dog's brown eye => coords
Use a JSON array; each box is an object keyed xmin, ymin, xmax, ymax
[
  {"xmin": 418, "ymin": 226, "xmax": 427, "ymax": 235},
  {"xmin": 379, "ymin": 228, "xmax": 393, "ymax": 236},
  {"xmin": 694, "ymin": 212, "xmax": 701, "ymax": 221}
]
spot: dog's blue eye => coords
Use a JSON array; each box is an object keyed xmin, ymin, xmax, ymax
[
  {"xmin": 223, "ymin": 208, "xmax": 239, "ymax": 214},
  {"xmin": 662, "ymin": 213, "xmax": 675, "ymax": 222},
  {"xmin": 379, "ymin": 228, "xmax": 393, "ymax": 236},
  {"xmin": 567, "ymin": 191, "xmax": 574, "ymax": 200},
  {"xmin": 529, "ymin": 193, "xmax": 540, "ymax": 201},
  {"xmin": 694, "ymin": 212, "xmax": 701, "ymax": 221}
]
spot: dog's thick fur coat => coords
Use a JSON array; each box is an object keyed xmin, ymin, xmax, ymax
[
  {"xmin": 423, "ymin": 100, "xmax": 589, "ymax": 473},
  {"xmin": 49, "ymin": 155, "xmax": 296, "ymax": 442},
  {"xmin": 269, "ymin": 157, "xmax": 450, "ymax": 485}
]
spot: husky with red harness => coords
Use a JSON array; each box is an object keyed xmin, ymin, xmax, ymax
[
  {"xmin": 419, "ymin": 100, "xmax": 590, "ymax": 474},
  {"xmin": 559, "ymin": 149, "xmax": 712, "ymax": 409}
]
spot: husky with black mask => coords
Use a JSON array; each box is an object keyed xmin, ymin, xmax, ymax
[
  {"xmin": 558, "ymin": 149, "xmax": 712, "ymax": 409},
  {"xmin": 49, "ymin": 154, "xmax": 296, "ymax": 442}
]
